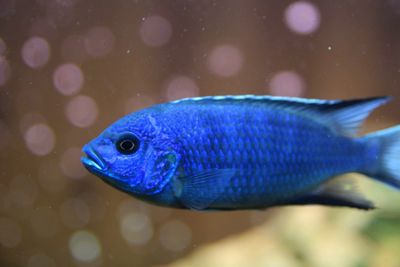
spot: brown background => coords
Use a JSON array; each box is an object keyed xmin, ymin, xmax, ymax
[{"xmin": 1, "ymin": 1, "xmax": 400, "ymax": 267}]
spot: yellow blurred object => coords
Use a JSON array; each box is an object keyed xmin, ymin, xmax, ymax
[{"xmin": 163, "ymin": 185, "xmax": 396, "ymax": 267}]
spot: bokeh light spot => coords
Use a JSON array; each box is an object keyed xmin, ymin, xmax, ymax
[
  {"xmin": 60, "ymin": 197, "xmax": 90, "ymax": 229},
  {"xmin": 60, "ymin": 147, "xmax": 87, "ymax": 179},
  {"xmin": 53, "ymin": 63, "xmax": 84, "ymax": 96},
  {"xmin": 21, "ymin": 36, "xmax": 51, "ymax": 68},
  {"xmin": 165, "ymin": 75, "xmax": 199, "ymax": 101},
  {"xmin": 0, "ymin": 217, "xmax": 21, "ymax": 248},
  {"xmin": 65, "ymin": 95, "xmax": 98, "ymax": 128},
  {"xmin": 140, "ymin": 15, "xmax": 172, "ymax": 47},
  {"xmin": 284, "ymin": 1, "xmax": 321, "ymax": 35},
  {"xmin": 159, "ymin": 220, "xmax": 192, "ymax": 252},
  {"xmin": 208, "ymin": 45, "xmax": 244, "ymax": 77},
  {"xmin": 0, "ymin": 56, "xmax": 11, "ymax": 87},
  {"xmin": 84, "ymin": 26, "xmax": 115, "ymax": 58},
  {"xmin": 28, "ymin": 253, "xmax": 56, "ymax": 267},
  {"xmin": 69, "ymin": 230, "xmax": 101, "ymax": 263},
  {"xmin": 268, "ymin": 70, "xmax": 305, "ymax": 97},
  {"xmin": 24, "ymin": 123, "xmax": 55, "ymax": 156},
  {"xmin": 117, "ymin": 199, "xmax": 149, "ymax": 220},
  {"xmin": 120, "ymin": 212, "xmax": 153, "ymax": 245}
]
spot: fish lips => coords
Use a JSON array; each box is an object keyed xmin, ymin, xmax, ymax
[
  {"xmin": 81, "ymin": 146, "xmax": 139, "ymax": 192},
  {"xmin": 81, "ymin": 145, "xmax": 107, "ymax": 174}
]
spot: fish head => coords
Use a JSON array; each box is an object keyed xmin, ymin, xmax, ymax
[{"xmin": 81, "ymin": 110, "xmax": 180, "ymax": 196}]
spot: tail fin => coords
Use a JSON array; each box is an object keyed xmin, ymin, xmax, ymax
[{"xmin": 362, "ymin": 125, "xmax": 400, "ymax": 188}]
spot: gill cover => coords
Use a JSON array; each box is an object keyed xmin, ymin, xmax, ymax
[{"xmin": 138, "ymin": 145, "xmax": 180, "ymax": 195}]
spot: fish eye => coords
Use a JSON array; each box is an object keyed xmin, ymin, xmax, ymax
[{"xmin": 116, "ymin": 134, "xmax": 140, "ymax": 155}]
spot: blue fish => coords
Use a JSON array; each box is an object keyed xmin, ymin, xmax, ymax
[{"xmin": 81, "ymin": 95, "xmax": 400, "ymax": 210}]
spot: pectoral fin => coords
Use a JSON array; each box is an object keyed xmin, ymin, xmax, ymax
[
  {"xmin": 173, "ymin": 169, "xmax": 235, "ymax": 210},
  {"xmin": 287, "ymin": 179, "xmax": 375, "ymax": 210}
]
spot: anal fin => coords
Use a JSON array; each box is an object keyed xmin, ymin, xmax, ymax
[{"xmin": 287, "ymin": 178, "xmax": 375, "ymax": 210}]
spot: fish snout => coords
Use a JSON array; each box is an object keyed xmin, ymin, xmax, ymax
[{"xmin": 81, "ymin": 144, "xmax": 107, "ymax": 172}]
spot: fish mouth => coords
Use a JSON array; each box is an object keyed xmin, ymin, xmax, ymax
[{"xmin": 81, "ymin": 145, "xmax": 107, "ymax": 172}]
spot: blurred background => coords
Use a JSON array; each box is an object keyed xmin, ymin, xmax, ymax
[{"xmin": 1, "ymin": 0, "xmax": 400, "ymax": 266}]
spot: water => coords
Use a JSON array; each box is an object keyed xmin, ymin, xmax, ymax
[{"xmin": 1, "ymin": 1, "xmax": 400, "ymax": 266}]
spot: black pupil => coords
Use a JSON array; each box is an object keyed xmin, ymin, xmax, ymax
[
  {"xmin": 120, "ymin": 140, "xmax": 134, "ymax": 151},
  {"xmin": 117, "ymin": 135, "xmax": 139, "ymax": 154}
]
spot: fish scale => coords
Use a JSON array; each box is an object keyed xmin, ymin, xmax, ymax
[{"xmin": 172, "ymin": 102, "xmax": 362, "ymax": 208}]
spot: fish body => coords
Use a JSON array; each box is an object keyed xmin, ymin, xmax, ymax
[{"xmin": 82, "ymin": 95, "xmax": 400, "ymax": 210}]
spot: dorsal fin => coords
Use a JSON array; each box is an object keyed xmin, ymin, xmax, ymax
[
  {"xmin": 313, "ymin": 96, "xmax": 391, "ymax": 136},
  {"xmin": 172, "ymin": 95, "xmax": 391, "ymax": 136}
]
